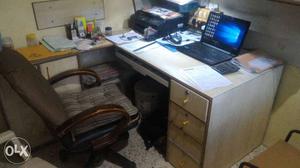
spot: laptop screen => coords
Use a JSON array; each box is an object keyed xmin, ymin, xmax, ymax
[{"xmin": 201, "ymin": 12, "xmax": 251, "ymax": 55}]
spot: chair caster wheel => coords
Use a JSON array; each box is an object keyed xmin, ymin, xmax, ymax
[{"xmin": 59, "ymin": 150, "xmax": 69, "ymax": 162}]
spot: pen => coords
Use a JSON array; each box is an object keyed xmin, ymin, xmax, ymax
[{"xmin": 133, "ymin": 41, "xmax": 156, "ymax": 52}]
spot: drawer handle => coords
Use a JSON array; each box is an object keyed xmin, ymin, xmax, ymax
[
  {"xmin": 183, "ymin": 97, "xmax": 189, "ymax": 105},
  {"xmin": 179, "ymin": 160, "xmax": 185, "ymax": 167},
  {"xmin": 183, "ymin": 90, "xmax": 190, "ymax": 105},
  {"xmin": 182, "ymin": 120, "xmax": 189, "ymax": 126},
  {"xmin": 179, "ymin": 120, "xmax": 190, "ymax": 129}
]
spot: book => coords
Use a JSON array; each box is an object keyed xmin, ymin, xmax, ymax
[
  {"xmin": 143, "ymin": 7, "xmax": 182, "ymax": 20},
  {"xmin": 42, "ymin": 36, "xmax": 76, "ymax": 51},
  {"xmin": 233, "ymin": 51, "xmax": 283, "ymax": 73}
]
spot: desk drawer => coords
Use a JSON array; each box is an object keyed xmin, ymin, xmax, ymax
[
  {"xmin": 170, "ymin": 80, "xmax": 209, "ymax": 122},
  {"xmin": 169, "ymin": 102, "xmax": 205, "ymax": 144},
  {"xmin": 168, "ymin": 123, "xmax": 203, "ymax": 163},
  {"xmin": 167, "ymin": 141, "xmax": 199, "ymax": 168}
]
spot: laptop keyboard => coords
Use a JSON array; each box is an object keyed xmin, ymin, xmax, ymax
[
  {"xmin": 212, "ymin": 60, "xmax": 240, "ymax": 75},
  {"xmin": 177, "ymin": 42, "xmax": 232, "ymax": 65}
]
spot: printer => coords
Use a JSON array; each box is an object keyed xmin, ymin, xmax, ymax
[{"xmin": 129, "ymin": 7, "xmax": 186, "ymax": 39}]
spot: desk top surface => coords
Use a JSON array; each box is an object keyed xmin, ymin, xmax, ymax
[
  {"xmin": 16, "ymin": 39, "xmax": 113, "ymax": 64},
  {"xmin": 117, "ymin": 40, "xmax": 283, "ymax": 99}
]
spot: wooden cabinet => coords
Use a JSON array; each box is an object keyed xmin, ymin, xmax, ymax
[
  {"xmin": 168, "ymin": 81, "xmax": 207, "ymax": 167},
  {"xmin": 39, "ymin": 56, "xmax": 81, "ymax": 94},
  {"xmin": 167, "ymin": 66, "xmax": 283, "ymax": 168},
  {"xmin": 116, "ymin": 42, "xmax": 283, "ymax": 168}
]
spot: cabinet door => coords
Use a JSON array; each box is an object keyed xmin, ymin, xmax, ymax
[{"xmin": 39, "ymin": 56, "xmax": 81, "ymax": 94}]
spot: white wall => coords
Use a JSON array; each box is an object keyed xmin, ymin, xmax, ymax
[
  {"xmin": 219, "ymin": 0, "xmax": 300, "ymax": 149},
  {"xmin": 219, "ymin": 0, "xmax": 300, "ymax": 67},
  {"xmin": 0, "ymin": 0, "xmax": 134, "ymax": 48}
]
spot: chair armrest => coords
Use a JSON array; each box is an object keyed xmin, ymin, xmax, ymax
[
  {"xmin": 239, "ymin": 162, "xmax": 259, "ymax": 168},
  {"xmin": 56, "ymin": 104, "xmax": 130, "ymax": 139},
  {"xmin": 48, "ymin": 69, "xmax": 101, "ymax": 87},
  {"xmin": 0, "ymin": 130, "xmax": 30, "ymax": 160},
  {"xmin": 285, "ymin": 129, "xmax": 300, "ymax": 142},
  {"xmin": 0, "ymin": 130, "xmax": 16, "ymax": 144}
]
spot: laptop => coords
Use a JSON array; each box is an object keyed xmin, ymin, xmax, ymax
[{"xmin": 177, "ymin": 12, "xmax": 251, "ymax": 66}]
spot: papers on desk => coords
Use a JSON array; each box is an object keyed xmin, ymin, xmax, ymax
[
  {"xmin": 156, "ymin": 30, "xmax": 201, "ymax": 47},
  {"xmin": 73, "ymin": 39, "xmax": 94, "ymax": 51},
  {"xmin": 121, "ymin": 40, "xmax": 159, "ymax": 52},
  {"xmin": 166, "ymin": 0, "xmax": 195, "ymax": 5},
  {"xmin": 41, "ymin": 36, "xmax": 76, "ymax": 51},
  {"xmin": 105, "ymin": 31, "xmax": 143, "ymax": 45},
  {"xmin": 233, "ymin": 51, "xmax": 283, "ymax": 73},
  {"xmin": 143, "ymin": 7, "xmax": 182, "ymax": 20},
  {"xmin": 179, "ymin": 65, "xmax": 232, "ymax": 91}
]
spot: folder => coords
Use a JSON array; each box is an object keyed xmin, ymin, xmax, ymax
[{"xmin": 233, "ymin": 51, "xmax": 283, "ymax": 73}]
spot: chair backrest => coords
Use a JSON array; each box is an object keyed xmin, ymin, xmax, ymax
[{"xmin": 0, "ymin": 49, "xmax": 67, "ymax": 128}]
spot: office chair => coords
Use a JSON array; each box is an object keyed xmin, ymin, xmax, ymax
[
  {"xmin": 0, "ymin": 49, "xmax": 140, "ymax": 168},
  {"xmin": 239, "ymin": 129, "xmax": 300, "ymax": 168}
]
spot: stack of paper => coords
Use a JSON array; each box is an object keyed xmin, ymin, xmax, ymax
[
  {"xmin": 179, "ymin": 65, "xmax": 232, "ymax": 91},
  {"xmin": 233, "ymin": 51, "xmax": 283, "ymax": 73},
  {"xmin": 167, "ymin": 0, "xmax": 195, "ymax": 5},
  {"xmin": 105, "ymin": 31, "xmax": 143, "ymax": 45},
  {"xmin": 143, "ymin": 7, "xmax": 182, "ymax": 20},
  {"xmin": 121, "ymin": 40, "xmax": 159, "ymax": 52},
  {"xmin": 156, "ymin": 30, "xmax": 201, "ymax": 47},
  {"xmin": 73, "ymin": 39, "xmax": 94, "ymax": 51},
  {"xmin": 41, "ymin": 36, "xmax": 76, "ymax": 51}
]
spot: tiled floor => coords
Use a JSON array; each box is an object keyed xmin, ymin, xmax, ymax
[{"xmin": 31, "ymin": 129, "xmax": 266, "ymax": 168}]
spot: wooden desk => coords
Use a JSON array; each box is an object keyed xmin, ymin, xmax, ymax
[
  {"xmin": 16, "ymin": 39, "xmax": 113, "ymax": 64},
  {"xmin": 16, "ymin": 39, "xmax": 114, "ymax": 93},
  {"xmin": 115, "ymin": 40, "xmax": 283, "ymax": 168}
]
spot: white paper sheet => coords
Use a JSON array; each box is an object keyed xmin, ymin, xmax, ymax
[
  {"xmin": 121, "ymin": 40, "xmax": 160, "ymax": 53},
  {"xmin": 180, "ymin": 65, "xmax": 232, "ymax": 91},
  {"xmin": 156, "ymin": 30, "xmax": 201, "ymax": 46},
  {"xmin": 105, "ymin": 31, "xmax": 143, "ymax": 45},
  {"xmin": 249, "ymin": 57, "xmax": 277, "ymax": 70},
  {"xmin": 42, "ymin": 36, "xmax": 76, "ymax": 51},
  {"xmin": 166, "ymin": 0, "xmax": 194, "ymax": 5}
]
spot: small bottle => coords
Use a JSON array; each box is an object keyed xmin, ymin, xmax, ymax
[
  {"xmin": 105, "ymin": 27, "xmax": 112, "ymax": 36},
  {"xmin": 71, "ymin": 24, "xmax": 78, "ymax": 40},
  {"xmin": 26, "ymin": 33, "xmax": 39, "ymax": 47},
  {"xmin": 2, "ymin": 37, "xmax": 14, "ymax": 49}
]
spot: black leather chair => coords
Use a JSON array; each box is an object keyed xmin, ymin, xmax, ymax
[{"xmin": 0, "ymin": 49, "xmax": 140, "ymax": 167}]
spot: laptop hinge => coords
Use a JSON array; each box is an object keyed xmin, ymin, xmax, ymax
[{"xmin": 202, "ymin": 42, "xmax": 232, "ymax": 55}]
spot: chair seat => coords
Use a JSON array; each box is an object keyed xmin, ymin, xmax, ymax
[
  {"xmin": 251, "ymin": 141, "xmax": 300, "ymax": 168},
  {"xmin": 60, "ymin": 83, "xmax": 138, "ymax": 134},
  {"xmin": 82, "ymin": 63, "xmax": 120, "ymax": 87}
]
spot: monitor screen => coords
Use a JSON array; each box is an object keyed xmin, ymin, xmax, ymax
[{"xmin": 201, "ymin": 12, "xmax": 251, "ymax": 55}]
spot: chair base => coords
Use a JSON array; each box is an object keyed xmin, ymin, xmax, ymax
[
  {"xmin": 59, "ymin": 132, "xmax": 136, "ymax": 168},
  {"xmin": 85, "ymin": 149, "xmax": 136, "ymax": 168}
]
